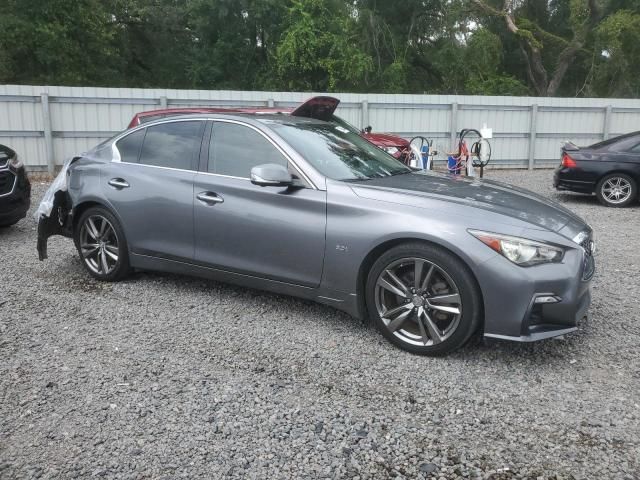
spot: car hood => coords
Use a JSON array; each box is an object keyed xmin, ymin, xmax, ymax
[
  {"xmin": 350, "ymin": 171, "xmax": 588, "ymax": 236},
  {"xmin": 364, "ymin": 133, "xmax": 410, "ymax": 148}
]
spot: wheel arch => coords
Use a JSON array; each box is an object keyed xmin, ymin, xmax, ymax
[
  {"xmin": 596, "ymin": 169, "xmax": 640, "ymax": 188},
  {"xmin": 355, "ymin": 237, "xmax": 485, "ymax": 328},
  {"xmin": 72, "ymin": 198, "xmax": 123, "ymax": 233}
]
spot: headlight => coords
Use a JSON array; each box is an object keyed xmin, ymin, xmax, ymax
[
  {"xmin": 8, "ymin": 154, "xmax": 23, "ymax": 171},
  {"xmin": 468, "ymin": 230, "xmax": 565, "ymax": 266},
  {"xmin": 383, "ymin": 147, "xmax": 399, "ymax": 156}
]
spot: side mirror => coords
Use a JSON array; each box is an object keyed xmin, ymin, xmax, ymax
[
  {"xmin": 364, "ymin": 126, "xmax": 373, "ymax": 134},
  {"xmin": 250, "ymin": 163, "xmax": 293, "ymax": 187}
]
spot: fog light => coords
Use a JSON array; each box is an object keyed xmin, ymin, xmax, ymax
[{"xmin": 534, "ymin": 295, "xmax": 561, "ymax": 304}]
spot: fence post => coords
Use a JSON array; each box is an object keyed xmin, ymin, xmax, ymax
[
  {"xmin": 528, "ymin": 104, "xmax": 538, "ymax": 170},
  {"xmin": 159, "ymin": 96, "xmax": 168, "ymax": 108},
  {"xmin": 361, "ymin": 100, "xmax": 369, "ymax": 129},
  {"xmin": 267, "ymin": 98, "xmax": 275, "ymax": 108},
  {"xmin": 450, "ymin": 102, "xmax": 458, "ymax": 148},
  {"xmin": 41, "ymin": 93, "xmax": 55, "ymax": 175},
  {"xmin": 603, "ymin": 105, "xmax": 612, "ymax": 140}
]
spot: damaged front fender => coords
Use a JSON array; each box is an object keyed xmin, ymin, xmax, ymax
[{"xmin": 35, "ymin": 157, "xmax": 78, "ymax": 260}]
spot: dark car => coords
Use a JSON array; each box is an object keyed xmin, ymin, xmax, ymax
[
  {"xmin": 554, "ymin": 132, "xmax": 640, "ymax": 207},
  {"xmin": 127, "ymin": 96, "xmax": 413, "ymax": 164},
  {"xmin": 0, "ymin": 144, "xmax": 31, "ymax": 227},
  {"xmin": 37, "ymin": 114, "xmax": 594, "ymax": 356}
]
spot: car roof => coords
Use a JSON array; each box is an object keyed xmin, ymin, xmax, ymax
[
  {"xmin": 134, "ymin": 107, "xmax": 294, "ymax": 117},
  {"xmin": 138, "ymin": 112, "xmax": 330, "ymax": 127},
  {"xmin": 589, "ymin": 131, "xmax": 640, "ymax": 150}
]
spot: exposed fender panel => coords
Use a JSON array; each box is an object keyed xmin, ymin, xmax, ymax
[
  {"xmin": 35, "ymin": 157, "xmax": 79, "ymax": 260},
  {"xmin": 290, "ymin": 96, "xmax": 340, "ymax": 122}
]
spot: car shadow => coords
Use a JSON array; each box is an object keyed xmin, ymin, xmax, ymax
[
  {"xmin": 118, "ymin": 268, "xmax": 585, "ymax": 365},
  {"xmin": 553, "ymin": 192, "xmax": 640, "ymax": 209}
]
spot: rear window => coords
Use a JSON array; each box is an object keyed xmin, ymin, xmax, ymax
[
  {"xmin": 589, "ymin": 133, "xmax": 640, "ymax": 150},
  {"xmin": 116, "ymin": 129, "xmax": 145, "ymax": 163}
]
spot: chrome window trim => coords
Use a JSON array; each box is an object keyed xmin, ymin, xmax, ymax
[{"xmin": 110, "ymin": 117, "xmax": 318, "ymax": 190}]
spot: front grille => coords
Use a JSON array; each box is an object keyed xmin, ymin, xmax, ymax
[{"xmin": 0, "ymin": 171, "xmax": 16, "ymax": 196}]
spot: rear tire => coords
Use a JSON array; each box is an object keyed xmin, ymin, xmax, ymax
[
  {"xmin": 365, "ymin": 242, "xmax": 482, "ymax": 356},
  {"xmin": 596, "ymin": 173, "xmax": 637, "ymax": 207},
  {"xmin": 74, "ymin": 206, "xmax": 131, "ymax": 281}
]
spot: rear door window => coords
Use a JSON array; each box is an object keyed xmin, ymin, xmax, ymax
[
  {"xmin": 116, "ymin": 129, "xmax": 145, "ymax": 163},
  {"xmin": 208, "ymin": 122, "xmax": 288, "ymax": 178},
  {"xmin": 138, "ymin": 121, "xmax": 204, "ymax": 170}
]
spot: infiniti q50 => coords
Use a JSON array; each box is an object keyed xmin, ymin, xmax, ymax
[{"xmin": 37, "ymin": 114, "xmax": 595, "ymax": 355}]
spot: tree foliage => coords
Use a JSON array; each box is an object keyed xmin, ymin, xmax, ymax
[{"xmin": 0, "ymin": 0, "xmax": 638, "ymax": 97}]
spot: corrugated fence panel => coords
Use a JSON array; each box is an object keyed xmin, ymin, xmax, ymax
[
  {"xmin": 3, "ymin": 85, "xmax": 640, "ymax": 170},
  {"xmin": 537, "ymin": 110, "xmax": 604, "ymax": 135},
  {"xmin": 370, "ymin": 104, "xmax": 450, "ymax": 137},
  {"xmin": 610, "ymin": 111, "xmax": 640, "ymax": 136},
  {"xmin": 5, "ymin": 136, "xmax": 45, "ymax": 166},
  {"xmin": 0, "ymin": 100, "xmax": 42, "ymax": 132}
]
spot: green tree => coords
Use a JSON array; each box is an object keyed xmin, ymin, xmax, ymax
[
  {"xmin": 470, "ymin": 0, "xmax": 604, "ymax": 96},
  {"xmin": 591, "ymin": 10, "xmax": 640, "ymax": 97},
  {"xmin": 463, "ymin": 28, "xmax": 529, "ymax": 95},
  {"xmin": 0, "ymin": 0, "xmax": 118, "ymax": 85},
  {"xmin": 273, "ymin": 0, "xmax": 372, "ymax": 91}
]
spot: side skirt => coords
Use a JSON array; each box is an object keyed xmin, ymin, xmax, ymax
[{"xmin": 129, "ymin": 253, "xmax": 360, "ymax": 318}]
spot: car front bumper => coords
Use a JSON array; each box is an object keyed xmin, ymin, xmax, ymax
[
  {"xmin": 0, "ymin": 170, "xmax": 30, "ymax": 225},
  {"xmin": 477, "ymin": 242, "xmax": 594, "ymax": 342}
]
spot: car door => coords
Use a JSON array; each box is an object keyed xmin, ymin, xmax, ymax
[
  {"xmin": 102, "ymin": 119, "xmax": 205, "ymax": 261},
  {"xmin": 193, "ymin": 120, "xmax": 326, "ymax": 288}
]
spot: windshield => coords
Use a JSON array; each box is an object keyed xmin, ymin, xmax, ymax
[
  {"xmin": 330, "ymin": 115, "xmax": 361, "ymax": 135},
  {"xmin": 270, "ymin": 121, "xmax": 411, "ymax": 181}
]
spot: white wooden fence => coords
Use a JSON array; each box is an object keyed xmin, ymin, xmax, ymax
[{"xmin": 2, "ymin": 84, "xmax": 640, "ymax": 173}]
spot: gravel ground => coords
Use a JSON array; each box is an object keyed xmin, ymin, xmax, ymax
[{"xmin": 1, "ymin": 170, "xmax": 639, "ymax": 480}]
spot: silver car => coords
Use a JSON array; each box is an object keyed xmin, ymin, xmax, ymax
[{"xmin": 37, "ymin": 114, "xmax": 595, "ymax": 355}]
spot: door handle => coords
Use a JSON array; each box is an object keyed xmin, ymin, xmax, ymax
[
  {"xmin": 196, "ymin": 191, "xmax": 224, "ymax": 205},
  {"xmin": 108, "ymin": 178, "xmax": 130, "ymax": 189}
]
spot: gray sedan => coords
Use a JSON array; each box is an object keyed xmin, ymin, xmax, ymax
[{"xmin": 37, "ymin": 114, "xmax": 595, "ymax": 355}]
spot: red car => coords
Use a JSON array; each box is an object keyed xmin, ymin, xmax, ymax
[{"xmin": 128, "ymin": 97, "xmax": 412, "ymax": 164}]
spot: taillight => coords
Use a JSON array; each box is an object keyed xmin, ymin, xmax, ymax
[{"xmin": 562, "ymin": 153, "xmax": 577, "ymax": 168}]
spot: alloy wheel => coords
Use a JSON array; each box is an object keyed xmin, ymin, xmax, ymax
[
  {"xmin": 374, "ymin": 257, "xmax": 462, "ymax": 347},
  {"xmin": 601, "ymin": 177, "xmax": 633, "ymax": 205},
  {"xmin": 79, "ymin": 215, "xmax": 119, "ymax": 275}
]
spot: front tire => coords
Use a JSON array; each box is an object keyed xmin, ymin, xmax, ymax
[
  {"xmin": 596, "ymin": 173, "xmax": 637, "ymax": 207},
  {"xmin": 365, "ymin": 242, "xmax": 482, "ymax": 356},
  {"xmin": 74, "ymin": 206, "xmax": 131, "ymax": 281},
  {"xmin": 0, "ymin": 219, "xmax": 20, "ymax": 228}
]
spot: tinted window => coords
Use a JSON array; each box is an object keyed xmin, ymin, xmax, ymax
[
  {"xmin": 629, "ymin": 143, "xmax": 640, "ymax": 153},
  {"xmin": 116, "ymin": 129, "xmax": 145, "ymax": 163},
  {"xmin": 590, "ymin": 133, "xmax": 640, "ymax": 150},
  {"xmin": 209, "ymin": 122, "xmax": 287, "ymax": 177},
  {"xmin": 139, "ymin": 121, "xmax": 203, "ymax": 170}
]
